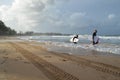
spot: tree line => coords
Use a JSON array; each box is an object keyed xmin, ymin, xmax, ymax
[
  {"xmin": 0, "ymin": 20, "xmax": 16, "ymax": 35},
  {"xmin": 0, "ymin": 20, "xmax": 70, "ymax": 36}
]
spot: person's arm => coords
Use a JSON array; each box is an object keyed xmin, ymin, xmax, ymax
[
  {"xmin": 92, "ymin": 33, "xmax": 94, "ymax": 41},
  {"xmin": 73, "ymin": 37, "xmax": 75, "ymax": 41}
]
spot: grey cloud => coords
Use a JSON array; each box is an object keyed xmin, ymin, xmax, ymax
[{"xmin": 0, "ymin": 0, "xmax": 120, "ymax": 35}]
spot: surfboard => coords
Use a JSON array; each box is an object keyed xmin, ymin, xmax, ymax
[
  {"xmin": 70, "ymin": 38, "xmax": 79, "ymax": 43},
  {"xmin": 94, "ymin": 36, "xmax": 100, "ymax": 43}
]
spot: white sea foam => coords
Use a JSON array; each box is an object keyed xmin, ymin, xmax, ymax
[{"xmin": 18, "ymin": 35, "xmax": 120, "ymax": 55}]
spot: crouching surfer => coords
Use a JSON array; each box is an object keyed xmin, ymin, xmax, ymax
[{"xmin": 70, "ymin": 35, "xmax": 79, "ymax": 44}]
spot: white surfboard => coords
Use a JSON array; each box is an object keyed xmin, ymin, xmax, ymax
[
  {"xmin": 70, "ymin": 38, "xmax": 79, "ymax": 43},
  {"xmin": 94, "ymin": 36, "xmax": 100, "ymax": 43}
]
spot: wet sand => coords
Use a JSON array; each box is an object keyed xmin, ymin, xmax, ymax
[{"xmin": 0, "ymin": 38, "xmax": 120, "ymax": 80}]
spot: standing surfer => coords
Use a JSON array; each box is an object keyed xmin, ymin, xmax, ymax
[{"xmin": 92, "ymin": 29, "xmax": 99, "ymax": 45}]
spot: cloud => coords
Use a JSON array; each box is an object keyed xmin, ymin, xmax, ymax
[
  {"xmin": 108, "ymin": 14, "xmax": 115, "ymax": 20},
  {"xmin": 0, "ymin": 0, "xmax": 55, "ymax": 32},
  {"xmin": 0, "ymin": 0, "xmax": 76, "ymax": 32},
  {"xmin": 0, "ymin": 0, "xmax": 120, "ymax": 35},
  {"xmin": 68, "ymin": 12, "xmax": 90, "ymax": 28}
]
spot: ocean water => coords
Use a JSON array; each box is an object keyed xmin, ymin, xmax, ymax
[{"xmin": 18, "ymin": 35, "xmax": 120, "ymax": 55}]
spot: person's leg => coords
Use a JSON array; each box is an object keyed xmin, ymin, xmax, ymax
[
  {"xmin": 74, "ymin": 42, "xmax": 77, "ymax": 44},
  {"xmin": 93, "ymin": 41, "xmax": 95, "ymax": 45},
  {"xmin": 95, "ymin": 38, "xmax": 99, "ymax": 44}
]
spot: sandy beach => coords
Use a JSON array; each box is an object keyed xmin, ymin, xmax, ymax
[{"xmin": 0, "ymin": 37, "xmax": 120, "ymax": 80}]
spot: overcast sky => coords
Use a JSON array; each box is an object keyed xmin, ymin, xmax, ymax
[{"xmin": 0, "ymin": 0, "xmax": 120, "ymax": 35}]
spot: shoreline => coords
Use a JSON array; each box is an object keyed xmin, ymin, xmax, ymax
[
  {"xmin": 13, "ymin": 35, "xmax": 120, "ymax": 55},
  {"xmin": 37, "ymin": 41, "xmax": 120, "ymax": 56},
  {"xmin": 0, "ymin": 38, "xmax": 120, "ymax": 80}
]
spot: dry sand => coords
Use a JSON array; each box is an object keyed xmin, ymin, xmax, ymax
[{"xmin": 0, "ymin": 37, "xmax": 120, "ymax": 80}]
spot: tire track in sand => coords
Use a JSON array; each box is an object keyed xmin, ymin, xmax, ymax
[
  {"xmin": 10, "ymin": 42, "xmax": 79, "ymax": 80},
  {"xmin": 50, "ymin": 52, "xmax": 120, "ymax": 77},
  {"xmin": 19, "ymin": 42, "xmax": 120, "ymax": 77}
]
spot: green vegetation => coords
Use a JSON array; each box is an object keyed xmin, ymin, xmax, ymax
[
  {"xmin": 0, "ymin": 20, "xmax": 16, "ymax": 35},
  {"xmin": 0, "ymin": 20, "xmax": 70, "ymax": 36}
]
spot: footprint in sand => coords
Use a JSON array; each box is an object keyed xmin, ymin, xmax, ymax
[
  {"xmin": 14, "ymin": 56, "xmax": 23, "ymax": 61},
  {"xmin": 1, "ymin": 56, "xmax": 8, "ymax": 64},
  {"xmin": 61, "ymin": 59, "xmax": 68, "ymax": 62},
  {"xmin": 44, "ymin": 55, "xmax": 52, "ymax": 58},
  {"xmin": 16, "ymin": 56, "xmax": 23, "ymax": 60},
  {"xmin": 3, "ymin": 56, "xmax": 8, "ymax": 59},
  {"xmin": 24, "ymin": 61, "xmax": 30, "ymax": 64}
]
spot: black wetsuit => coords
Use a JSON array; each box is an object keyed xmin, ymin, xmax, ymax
[
  {"xmin": 73, "ymin": 35, "xmax": 78, "ymax": 44},
  {"xmin": 92, "ymin": 32, "xmax": 97, "ymax": 45}
]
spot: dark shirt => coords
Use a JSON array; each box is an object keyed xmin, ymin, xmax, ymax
[
  {"xmin": 92, "ymin": 32, "xmax": 97, "ymax": 45},
  {"xmin": 92, "ymin": 32, "xmax": 96, "ymax": 40},
  {"xmin": 73, "ymin": 35, "xmax": 78, "ymax": 41}
]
